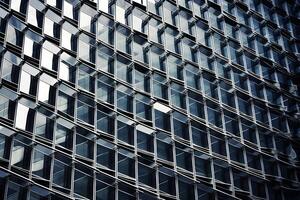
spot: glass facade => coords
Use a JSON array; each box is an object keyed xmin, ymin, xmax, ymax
[{"xmin": 0, "ymin": 0, "xmax": 299, "ymax": 199}]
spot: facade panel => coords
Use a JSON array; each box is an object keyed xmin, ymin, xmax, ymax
[{"xmin": 0, "ymin": 0, "xmax": 299, "ymax": 199}]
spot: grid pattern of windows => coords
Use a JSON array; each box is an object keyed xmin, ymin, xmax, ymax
[{"xmin": 0, "ymin": 0, "xmax": 299, "ymax": 199}]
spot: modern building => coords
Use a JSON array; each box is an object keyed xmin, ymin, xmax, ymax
[{"xmin": 0, "ymin": 0, "xmax": 299, "ymax": 199}]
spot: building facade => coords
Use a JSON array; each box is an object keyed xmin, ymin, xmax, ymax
[{"xmin": 0, "ymin": 0, "xmax": 299, "ymax": 199}]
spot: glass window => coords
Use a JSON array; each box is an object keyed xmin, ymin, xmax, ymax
[
  {"xmin": 98, "ymin": 0, "xmax": 109, "ymax": 13},
  {"xmin": 176, "ymin": 143, "xmax": 192, "ymax": 171},
  {"xmin": 163, "ymin": 1, "xmax": 177, "ymax": 26},
  {"xmin": 59, "ymin": 52, "xmax": 77, "ymax": 84},
  {"xmin": 63, "ymin": 0, "xmax": 78, "ymax": 21},
  {"xmin": 228, "ymin": 40, "xmax": 243, "ymax": 65},
  {"xmin": 38, "ymin": 73, "xmax": 57, "ymax": 106},
  {"xmin": 41, "ymin": 41, "xmax": 60, "ymax": 72},
  {"xmin": 250, "ymin": 78, "xmax": 264, "ymax": 99},
  {"xmin": 246, "ymin": 148, "xmax": 261, "ymax": 170},
  {"xmin": 115, "ymin": 25, "xmax": 131, "ymax": 54},
  {"xmin": 79, "ymin": 4, "xmax": 96, "ymax": 33},
  {"xmin": 270, "ymin": 111, "xmax": 286, "ymax": 132},
  {"xmin": 167, "ymin": 54, "xmax": 183, "ymax": 81},
  {"xmin": 170, "ymin": 82, "xmax": 186, "ymax": 109},
  {"xmin": 211, "ymin": 131, "xmax": 227, "ymax": 157},
  {"xmin": 27, "ymin": 0, "xmax": 44, "ymax": 28},
  {"xmin": 188, "ymin": 91, "xmax": 204, "ymax": 119},
  {"xmin": 97, "ymin": 105, "xmax": 115, "ymax": 135},
  {"xmin": 164, "ymin": 27, "xmax": 180, "ymax": 54},
  {"xmin": 74, "ymin": 165, "xmax": 93, "ymax": 199},
  {"xmin": 135, "ymin": 64, "xmax": 150, "ymax": 92},
  {"xmin": 96, "ymin": 173, "xmax": 115, "ymax": 200},
  {"xmin": 191, "ymin": 121, "xmax": 208, "ymax": 148},
  {"xmin": 0, "ymin": 6, "xmax": 8, "ymax": 24},
  {"xmin": 57, "ymin": 83, "xmax": 76, "ymax": 117},
  {"xmin": 228, "ymin": 138, "xmax": 244, "ymax": 164},
  {"xmin": 244, "ymin": 51, "xmax": 259, "ymax": 75},
  {"xmin": 181, "ymin": 37, "xmax": 197, "ymax": 62},
  {"xmin": 232, "ymin": 169, "xmax": 249, "ymax": 192},
  {"xmin": 233, "ymin": 68, "xmax": 248, "ymax": 91},
  {"xmin": 78, "ymin": 63, "xmax": 95, "ymax": 93},
  {"xmin": 138, "ymin": 161, "xmax": 156, "ymax": 187},
  {"xmin": 77, "ymin": 94, "xmax": 95, "ymax": 125},
  {"xmin": 29, "ymin": 186, "xmax": 52, "ymax": 200},
  {"xmin": 97, "ymin": 15, "xmax": 114, "ymax": 45},
  {"xmin": 237, "ymin": 92, "xmax": 252, "ymax": 116},
  {"xmin": 6, "ymin": 16, "xmax": 26, "ymax": 48},
  {"xmin": 136, "ymin": 93, "xmax": 152, "ymax": 121},
  {"xmin": 148, "ymin": 18, "xmax": 162, "ymax": 44},
  {"xmin": 1, "ymin": 51, "xmax": 21, "ymax": 85},
  {"xmin": 178, "ymin": 177, "xmax": 195, "ymax": 200},
  {"xmin": 159, "ymin": 166, "xmax": 176, "ymax": 195},
  {"xmin": 195, "ymin": 20, "xmax": 208, "ymax": 45},
  {"xmin": 219, "ymin": 80, "xmax": 235, "ymax": 108},
  {"xmin": 35, "ymin": 111, "xmax": 54, "ymax": 141},
  {"xmin": 185, "ymin": 64, "xmax": 200, "ymax": 90},
  {"xmin": 148, "ymin": 0, "xmax": 161, "ymax": 16},
  {"xmin": 193, "ymin": 0, "xmax": 205, "ymax": 17},
  {"xmin": 215, "ymin": 58, "xmax": 231, "ymax": 80},
  {"xmin": 78, "ymin": 33, "xmax": 96, "ymax": 64},
  {"xmin": 19, "ymin": 64, "xmax": 39, "ymax": 96},
  {"xmin": 117, "ymin": 115, "xmax": 134, "ymax": 146},
  {"xmin": 224, "ymin": 18, "xmax": 237, "ymax": 39},
  {"xmin": 254, "ymin": 103, "xmax": 269, "ymax": 126},
  {"xmin": 15, "ymin": 101, "xmax": 35, "ymax": 132},
  {"xmin": 251, "ymin": 179, "xmax": 266, "ymax": 198},
  {"xmin": 11, "ymin": 0, "xmax": 28, "ymax": 14},
  {"xmin": 23, "ymin": 30, "xmax": 42, "ymax": 60},
  {"xmin": 32, "ymin": 145, "xmax": 52, "ymax": 179},
  {"xmin": 197, "ymin": 184, "xmax": 214, "ymax": 200},
  {"xmin": 242, "ymin": 120, "xmax": 257, "ymax": 145},
  {"xmin": 6, "ymin": 181, "xmax": 24, "ymax": 200},
  {"xmin": 117, "ymin": 84, "xmax": 133, "ymax": 113},
  {"xmin": 96, "ymin": 44, "xmax": 114, "ymax": 73},
  {"xmin": 239, "ymin": 25, "xmax": 251, "ymax": 47},
  {"xmin": 47, "ymin": 0, "xmax": 62, "ymax": 10},
  {"xmin": 156, "ymin": 131, "xmax": 173, "ymax": 162},
  {"xmin": 55, "ymin": 119, "xmax": 74, "ymax": 150},
  {"xmin": 153, "ymin": 73, "xmax": 168, "ymax": 100},
  {"xmin": 203, "ymin": 73, "xmax": 218, "ymax": 100},
  {"xmin": 114, "ymin": 0, "xmax": 131, "ymax": 24},
  {"xmin": 137, "ymin": 125, "xmax": 154, "ymax": 152},
  {"xmin": 76, "ymin": 127, "xmax": 94, "ymax": 159},
  {"xmin": 198, "ymin": 47, "xmax": 211, "ymax": 70},
  {"xmin": 118, "ymin": 183, "xmax": 136, "ymax": 200},
  {"xmin": 130, "ymin": 8, "xmax": 147, "ymax": 33},
  {"xmin": 11, "ymin": 134, "xmax": 32, "ymax": 170},
  {"xmin": 178, "ymin": 10, "xmax": 194, "ymax": 35},
  {"xmin": 211, "ymin": 32, "xmax": 226, "ymax": 56},
  {"xmin": 118, "ymin": 148, "xmax": 135, "ymax": 178},
  {"xmin": 207, "ymin": 101, "xmax": 222, "ymax": 128},
  {"xmin": 61, "ymin": 22, "xmax": 78, "ymax": 52},
  {"xmin": 97, "ymin": 74, "xmax": 114, "ymax": 104},
  {"xmin": 213, "ymin": 159, "xmax": 230, "ymax": 184},
  {"xmin": 150, "ymin": 45, "xmax": 165, "ymax": 71},
  {"xmin": 207, "ymin": 7, "xmax": 222, "ymax": 30},
  {"xmin": 0, "ymin": 125, "xmax": 14, "ymax": 159},
  {"xmin": 195, "ymin": 151, "xmax": 211, "ymax": 177},
  {"xmin": 44, "ymin": 9, "xmax": 61, "ymax": 39},
  {"xmin": 132, "ymin": 35, "xmax": 149, "ymax": 64},
  {"xmin": 236, "ymin": 7, "xmax": 248, "ymax": 25},
  {"xmin": 173, "ymin": 112, "xmax": 189, "ymax": 140},
  {"xmin": 97, "ymin": 139, "xmax": 115, "ymax": 170},
  {"xmin": 0, "ymin": 88, "xmax": 16, "ymax": 121}
]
